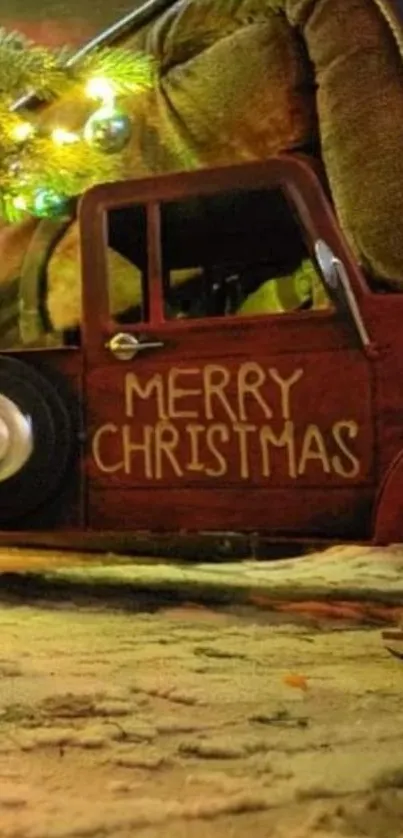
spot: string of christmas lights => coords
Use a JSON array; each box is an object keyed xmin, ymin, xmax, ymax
[{"xmin": 0, "ymin": 30, "xmax": 157, "ymax": 222}]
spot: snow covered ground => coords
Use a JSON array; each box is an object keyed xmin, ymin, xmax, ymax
[{"xmin": 1, "ymin": 548, "xmax": 403, "ymax": 838}]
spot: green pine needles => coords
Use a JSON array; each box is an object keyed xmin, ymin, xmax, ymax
[{"xmin": 0, "ymin": 29, "xmax": 157, "ymax": 222}]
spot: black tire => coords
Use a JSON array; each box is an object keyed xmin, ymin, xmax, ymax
[{"xmin": 0, "ymin": 356, "xmax": 73, "ymax": 522}]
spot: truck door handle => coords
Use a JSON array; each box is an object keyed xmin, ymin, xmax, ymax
[{"xmin": 106, "ymin": 332, "xmax": 165, "ymax": 361}]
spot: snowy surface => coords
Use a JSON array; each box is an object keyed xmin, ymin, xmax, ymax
[
  {"xmin": 48, "ymin": 544, "xmax": 403, "ymax": 598},
  {"xmin": 1, "ymin": 544, "xmax": 403, "ymax": 836},
  {"xmin": 1, "ymin": 594, "xmax": 403, "ymax": 837},
  {"xmin": 1, "ymin": 543, "xmax": 403, "ymax": 603}
]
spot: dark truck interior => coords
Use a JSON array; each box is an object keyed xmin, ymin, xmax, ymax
[{"xmin": 97, "ymin": 184, "xmax": 325, "ymax": 330}]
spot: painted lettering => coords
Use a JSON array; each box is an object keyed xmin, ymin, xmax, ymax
[
  {"xmin": 122, "ymin": 424, "xmax": 154, "ymax": 478},
  {"xmin": 205, "ymin": 424, "xmax": 230, "ymax": 477},
  {"xmin": 154, "ymin": 420, "xmax": 182, "ymax": 479},
  {"xmin": 233, "ymin": 423, "xmax": 257, "ymax": 479},
  {"xmin": 125, "ymin": 372, "xmax": 167, "ymax": 420},
  {"xmin": 237, "ymin": 362, "xmax": 272, "ymax": 421},
  {"xmin": 167, "ymin": 368, "xmax": 202, "ymax": 419},
  {"xmin": 185, "ymin": 423, "xmax": 206, "ymax": 472},
  {"xmin": 92, "ymin": 423, "xmax": 124, "ymax": 474},
  {"xmin": 203, "ymin": 365, "xmax": 237, "ymax": 422},
  {"xmin": 298, "ymin": 425, "xmax": 331, "ymax": 475},
  {"xmin": 269, "ymin": 368, "xmax": 304, "ymax": 420},
  {"xmin": 260, "ymin": 421, "xmax": 297, "ymax": 478},
  {"xmin": 331, "ymin": 420, "xmax": 361, "ymax": 478},
  {"xmin": 91, "ymin": 362, "xmax": 364, "ymax": 484}
]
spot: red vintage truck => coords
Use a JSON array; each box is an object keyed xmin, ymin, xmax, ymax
[{"xmin": 0, "ymin": 154, "xmax": 401, "ymax": 552}]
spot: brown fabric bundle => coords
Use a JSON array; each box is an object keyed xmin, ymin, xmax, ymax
[
  {"xmin": 123, "ymin": 0, "xmax": 314, "ymax": 171},
  {"xmin": 287, "ymin": 0, "xmax": 403, "ymax": 286}
]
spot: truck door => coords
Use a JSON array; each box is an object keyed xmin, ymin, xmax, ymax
[{"xmin": 80, "ymin": 157, "xmax": 375, "ymax": 539}]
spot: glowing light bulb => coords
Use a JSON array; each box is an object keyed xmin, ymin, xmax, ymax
[
  {"xmin": 12, "ymin": 195, "xmax": 28, "ymax": 210},
  {"xmin": 12, "ymin": 122, "xmax": 34, "ymax": 142},
  {"xmin": 85, "ymin": 77, "xmax": 115, "ymax": 105},
  {"xmin": 51, "ymin": 128, "xmax": 79, "ymax": 145}
]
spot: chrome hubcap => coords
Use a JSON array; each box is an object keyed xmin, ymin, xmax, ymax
[{"xmin": 0, "ymin": 395, "xmax": 33, "ymax": 481}]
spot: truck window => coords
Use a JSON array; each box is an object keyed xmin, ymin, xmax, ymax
[
  {"xmin": 106, "ymin": 203, "xmax": 149, "ymax": 325},
  {"xmin": 158, "ymin": 188, "xmax": 331, "ymax": 320},
  {"xmin": 103, "ymin": 186, "xmax": 331, "ymax": 328}
]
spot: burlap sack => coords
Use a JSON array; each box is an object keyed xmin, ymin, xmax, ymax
[{"xmin": 286, "ymin": 0, "xmax": 403, "ymax": 287}]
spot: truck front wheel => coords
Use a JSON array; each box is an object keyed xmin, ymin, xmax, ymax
[{"xmin": 0, "ymin": 356, "xmax": 73, "ymax": 522}]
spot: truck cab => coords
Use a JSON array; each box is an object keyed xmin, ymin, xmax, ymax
[{"xmin": 0, "ymin": 154, "xmax": 401, "ymax": 548}]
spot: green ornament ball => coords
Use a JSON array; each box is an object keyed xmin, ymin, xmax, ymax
[
  {"xmin": 83, "ymin": 106, "xmax": 132, "ymax": 154},
  {"xmin": 32, "ymin": 188, "xmax": 69, "ymax": 219}
]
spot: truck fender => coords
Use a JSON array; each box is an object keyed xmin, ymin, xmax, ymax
[{"xmin": 373, "ymin": 449, "xmax": 403, "ymax": 545}]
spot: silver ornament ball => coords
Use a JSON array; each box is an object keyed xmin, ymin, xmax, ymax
[
  {"xmin": 32, "ymin": 188, "xmax": 69, "ymax": 219},
  {"xmin": 83, "ymin": 106, "xmax": 132, "ymax": 154}
]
